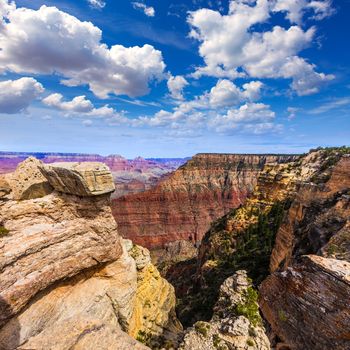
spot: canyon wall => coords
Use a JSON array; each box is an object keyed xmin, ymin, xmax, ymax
[
  {"xmin": 112, "ymin": 153, "xmax": 297, "ymax": 249},
  {"xmin": 167, "ymin": 147, "xmax": 349, "ymax": 349},
  {"xmin": 0, "ymin": 158, "xmax": 181, "ymax": 349}
]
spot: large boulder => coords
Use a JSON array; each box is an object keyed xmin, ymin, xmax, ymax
[
  {"xmin": 259, "ymin": 255, "xmax": 350, "ymax": 350},
  {"xmin": 5, "ymin": 157, "xmax": 53, "ymax": 200},
  {"xmin": 39, "ymin": 162, "xmax": 115, "ymax": 196}
]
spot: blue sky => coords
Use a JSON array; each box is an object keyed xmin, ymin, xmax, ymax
[{"xmin": 0, "ymin": 0, "xmax": 349, "ymax": 157}]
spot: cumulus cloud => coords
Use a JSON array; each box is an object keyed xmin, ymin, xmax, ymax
[
  {"xmin": 210, "ymin": 103, "xmax": 277, "ymax": 133},
  {"xmin": 0, "ymin": 2, "xmax": 165, "ymax": 98},
  {"xmin": 188, "ymin": 0, "xmax": 334, "ymax": 95},
  {"xmin": 42, "ymin": 93, "xmax": 127, "ymax": 120},
  {"xmin": 167, "ymin": 75, "xmax": 189, "ymax": 100},
  {"xmin": 87, "ymin": 0, "xmax": 106, "ymax": 10},
  {"xmin": 273, "ymin": 0, "xmax": 335, "ymax": 24},
  {"xmin": 0, "ymin": 77, "xmax": 44, "ymax": 114},
  {"xmin": 209, "ymin": 80, "xmax": 263, "ymax": 107},
  {"xmin": 132, "ymin": 2, "xmax": 155, "ymax": 17}
]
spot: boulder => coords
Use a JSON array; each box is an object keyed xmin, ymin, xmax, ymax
[
  {"xmin": 5, "ymin": 157, "xmax": 53, "ymax": 200},
  {"xmin": 39, "ymin": 162, "xmax": 115, "ymax": 196}
]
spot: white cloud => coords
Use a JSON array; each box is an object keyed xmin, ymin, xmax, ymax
[
  {"xmin": 273, "ymin": 0, "xmax": 335, "ymax": 24},
  {"xmin": 0, "ymin": 3, "xmax": 165, "ymax": 98},
  {"xmin": 132, "ymin": 2, "xmax": 155, "ymax": 17},
  {"xmin": 0, "ymin": 77, "xmax": 44, "ymax": 114},
  {"xmin": 287, "ymin": 107, "xmax": 299, "ymax": 120},
  {"xmin": 209, "ymin": 80, "xmax": 263, "ymax": 107},
  {"xmin": 42, "ymin": 93, "xmax": 128, "ymax": 121},
  {"xmin": 87, "ymin": 0, "xmax": 106, "ymax": 10},
  {"xmin": 210, "ymin": 103, "xmax": 276, "ymax": 132},
  {"xmin": 308, "ymin": 97, "xmax": 350, "ymax": 114},
  {"xmin": 167, "ymin": 75, "xmax": 189, "ymax": 100},
  {"xmin": 82, "ymin": 119, "xmax": 93, "ymax": 126},
  {"xmin": 42, "ymin": 93, "xmax": 94, "ymax": 113},
  {"xmin": 188, "ymin": 0, "xmax": 334, "ymax": 95}
]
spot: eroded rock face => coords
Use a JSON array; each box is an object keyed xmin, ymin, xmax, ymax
[
  {"xmin": 259, "ymin": 255, "xmax": 350, "ymax": 350},
  {"xmin": 179, "ymin": 271, "xmax": 270, "ymax": 350},
  {"xmin": 0, "ymin": 191, "xmax": 122, "ymax": 327},
  {"xmin": 270, "ymin": 156, "xmax": 350, "ymax": 272},
  {"xmin": 4, "ymin": 157, "xmax": 53, "ymax": 200},
  {"xmin": 39, "ymin": 162, "xmax": 115, "ymax": 196},
  {"xmin": 112, "ymin": 153, "xmax": 297, "ymax": 249},
  {"xmin": 128, "ymin": 244, "xmax": 183, "ymax": 348}
]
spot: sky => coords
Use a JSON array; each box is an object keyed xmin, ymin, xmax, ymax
[{"xmin": 0, "ymin": 0, "xmax": 349, "ymax": 157}]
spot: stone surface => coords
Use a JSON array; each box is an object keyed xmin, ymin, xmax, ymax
[
  {"xmin": 0, "ymin": 191, "xmax": 122, "ymax": 327},
  {"xmin": 5, "ymin": 157, "xmax": 53, "ymax": 200},
  {"xmin": 0, "ymin": 158, "xmax": 181, "ymax": 349},
  {"xmin": 128, "ymin": 244, "xmax": 183, "ymax": 348},
  {"xmin": 259, "ymin": 255, "xmax": 350, "ymax": 350},
  {"xmin": 39, "ymin": 162, "xmax": 115, "ymax": 196},
  {"xmin": 179, "ymin": 271, "xmax": 270, "ymax": 350},
  {"xmin": 270, "ymin": 155, "xmax": 350, "ymax": 271},
  {"xmin": 112, "ymin": 153, "xmax": 297, "ymax": 249}
]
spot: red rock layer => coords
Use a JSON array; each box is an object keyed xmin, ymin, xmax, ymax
[{"xmin": 112, "ymin": 153, "xmax": 297, "ymax": 249}]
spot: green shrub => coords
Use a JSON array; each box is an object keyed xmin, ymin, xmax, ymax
[
  {"xmin": 0, "ymin": 226, "xmax": 9, "ymax": 237},
  {"xmin": 195, "ymin": 321, "xmax": 210, "ymax": 337},
  {"xmin": 247, "ymin": 338, "xmax": 255, "ymax": 346},
  {"xmin": 234, "ymin": 287, "xmax": 262, "ymax": 326}
]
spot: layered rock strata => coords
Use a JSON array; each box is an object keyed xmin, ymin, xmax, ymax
[
  {"xmin": 112, "ymin": 153, "xmax": 297, "ymax": 249},
  {"xmin": 0, "ymin": 158, "xmax": 180, "ymax": 349}
]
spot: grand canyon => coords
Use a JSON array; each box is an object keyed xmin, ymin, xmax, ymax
[
  {"xmin": 1, "ymin": 0, "xmax": 349, "ymax": 349},
  {"xmin": 0, "ymin": 147, "xmax": 349, "ymax": 349}
]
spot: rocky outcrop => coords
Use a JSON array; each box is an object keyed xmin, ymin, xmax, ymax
[
  {"xmin": 127, "ymin": 243, "xmax": 182, "ymax": 348},
  {"xmin": 4, "ymin": 157, "xmax": 53, "ymax": 200},
  {"xmin": 0, "ymin": 158, "xmax": 180, "ymax": 349},
  {"xmin": 270, "ymin": 155, "xmax": 350, "ymax": 271},
  {"xmin": 259, "ymin": 255, "xmax": 350, "ymax": 350},
  {"xmin": 0, "ymin": 152, "xmax": 186, "ymax": 198},
  {"xmin": 179, "ymin": 271, "xmax": 270, "ymax": 350},
  {"xmin": 112, "ymin": 153, "xmax": 297, "ymax": 249},
  {"xmin": 39, "ymin": 162, "xmax": 115, "ymax": 196}
]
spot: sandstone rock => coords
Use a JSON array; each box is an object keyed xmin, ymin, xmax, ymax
[
  {"xmin": 0, "ymin": 191, "xmax": 122, "ymax": 327},
  {"xmin": 259, "ymin": 255, "xmax": 350, "ymax": 350},
  {"xmin": 0, "ymin": 176, "xmax": 11, "ymax": 198},
  {"xmin": 39, "ymin": 162, "xmax": 115, "ymax": 196},
  {"xmin": 270, "ymin": 155, "xmax": 350, "ymax": 272},
  {"xmin": 128, "ymin": 244, "xmax": 183, "ymax": 348},
  {"xmin": 179, "ymin": 271, "xmax": 270, "ymax": 350},
  {"xmin": 5, "ymin": 157, "xmax": 53, "ymax": 200},
  {"xmin": 0, "ymin": 244, "xmax": 148, "ymax": 349}
]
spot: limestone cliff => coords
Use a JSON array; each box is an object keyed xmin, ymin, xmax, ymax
[
  {"xmin": 0, "ymin": 158, "xmax": 180, "ymax": 349},
  {"xmin": 112, "ymin": 153, "xmax": 297, "ymax": 249}
]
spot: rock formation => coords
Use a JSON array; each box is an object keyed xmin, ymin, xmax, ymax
[
  {"xmin": 260, "ymin": 255, "xmax": 350, "ymax": 350},
  {"xmin": 0, "ymin": 158, "xmax": 181, "ymax": 349},
  {"xmin": 112, "ymin": 153, "xmax": 297, "ymax": 249},
  {"xmin": 179, "ymin": 271, "xmax": 270, "ymax": 350},
  {"xmin": 0, "ymin": 152, "xmax": 186, "ymax": 198}
]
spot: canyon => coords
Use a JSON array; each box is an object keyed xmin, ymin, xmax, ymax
[
  {"xmin": 0, "ymin": 147, "xmax": 349, "ymax": 350},
  {"xmin": 0, "ymin": 152, "xmax": 186, "ymax": 198},
  {"xmin": 112, "ymin": 153, "xmax": 298, "ymax": 249}
]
